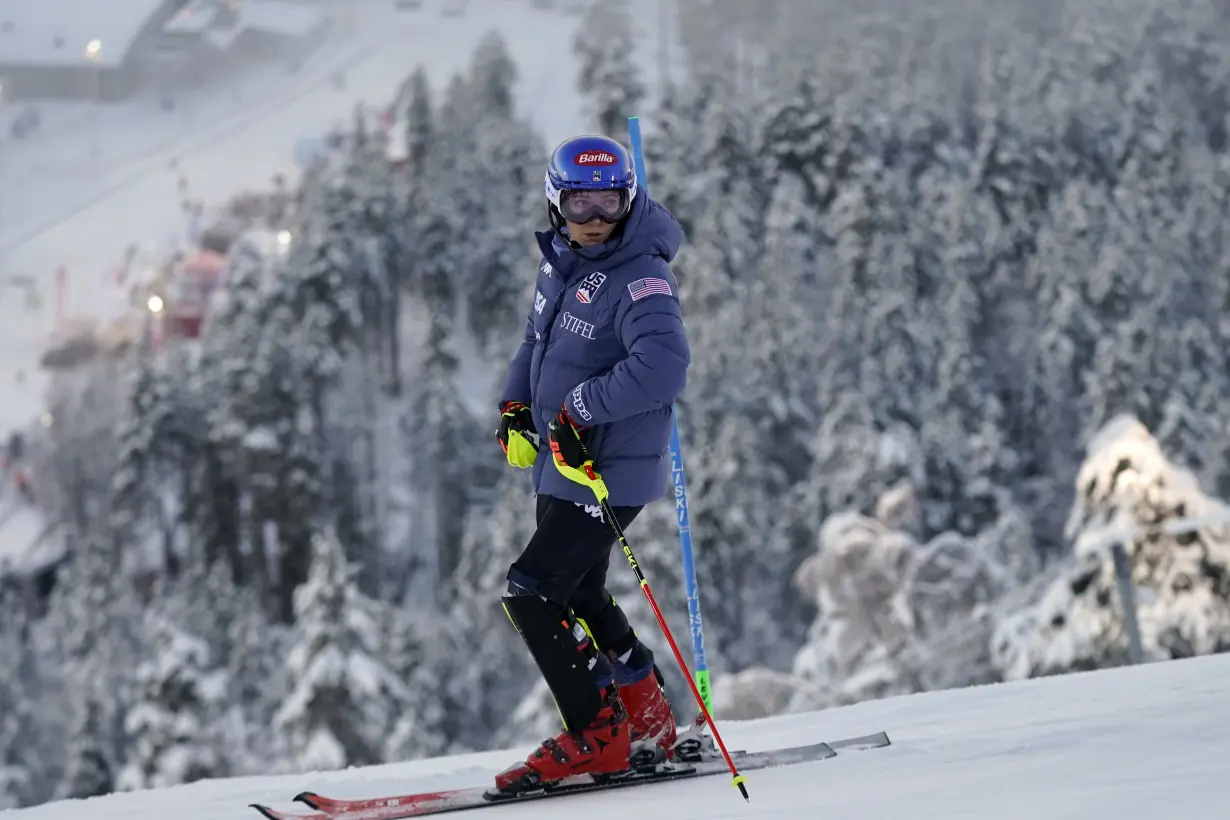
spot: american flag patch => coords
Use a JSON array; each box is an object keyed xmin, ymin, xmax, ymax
[{"xmin": 628, "ymin": 277, "xmax": 673, "ymax": 301}]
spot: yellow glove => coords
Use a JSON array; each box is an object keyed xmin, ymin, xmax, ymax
[
  {"xmin": 497, "ymin": 402, "xmax": 538, "ymax": 468},
  {"xmin": 547, "ymin": 409, "xmax": 609, "ymax": 502}
]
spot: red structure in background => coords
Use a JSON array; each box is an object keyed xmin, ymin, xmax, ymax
[{"xmin": 163, "ymin": 248, "xmax": 227, "ymax": 339}]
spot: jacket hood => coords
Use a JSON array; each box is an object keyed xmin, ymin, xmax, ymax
[{"xmin": 538, "ymin": 194, "xmax": 684, "ymax": 274}]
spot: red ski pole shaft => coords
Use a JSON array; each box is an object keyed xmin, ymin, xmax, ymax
[{"xmin": 596, "ymin": 496, "xmax": 749, "ymax": 801}]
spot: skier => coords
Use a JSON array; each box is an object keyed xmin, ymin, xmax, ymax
[{"xmin": 493, "ymin": 134, "xmax": 691, "ymax": 791}]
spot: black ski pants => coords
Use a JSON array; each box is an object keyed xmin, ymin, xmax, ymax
[{"xmin": 506, "ymin": 493, "xmax": 643, "ymax": 654}]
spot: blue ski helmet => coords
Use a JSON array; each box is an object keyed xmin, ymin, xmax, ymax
[{"xmin": 545, "ymin": 135, "xmax": 638, "ymax": 226}]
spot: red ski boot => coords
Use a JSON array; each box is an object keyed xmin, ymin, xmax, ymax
[
  {"xmin": 618, "ymin": 669, "xmax": 677, "ymax": 760},
  {"xmin": 493, "ymin": 688, "xmax": 632, "ymax": 792}
]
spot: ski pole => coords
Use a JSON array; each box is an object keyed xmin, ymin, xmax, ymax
[
  {"xmin": 592, "ymin": 490, "xmax": 747, "ymax": 800},
  {"xmin": 551, "ymin": 430, "xmax": 748, "ymax": 799},
  {"xmin": 626, "ymin": 115, "xmax": 713, "ymax": 711}
]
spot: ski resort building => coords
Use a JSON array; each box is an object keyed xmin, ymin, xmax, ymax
[{"xmin": 0, "ymin": 0, "xmax": 184, "ymax": 100}]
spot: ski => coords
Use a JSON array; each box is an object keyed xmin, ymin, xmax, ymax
[{"xmin": 249, "ymin": 731, "xmax": 889, "ymax": 820}]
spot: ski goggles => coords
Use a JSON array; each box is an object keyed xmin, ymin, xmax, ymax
[{"xmin": 559, "ymin": 188, "xmax": 631, "ymax": 224}]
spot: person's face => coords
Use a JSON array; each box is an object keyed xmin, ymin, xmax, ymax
[
  {"xmin": 565, "ymin": 217, "xmax": 617, "ymax": 246},
  {"xmin": 560, "ymin": 188, "xmax": 625, "ymax": 246}
]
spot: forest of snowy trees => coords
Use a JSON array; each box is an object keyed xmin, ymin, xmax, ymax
[{"xmin": 4, "ymin": 0, "xmax": 1230, "ymax": 807}]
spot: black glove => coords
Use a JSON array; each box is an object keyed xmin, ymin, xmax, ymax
[{"xmin": 497, "ymin": 401, "xmax": 538, "ymax": 468}]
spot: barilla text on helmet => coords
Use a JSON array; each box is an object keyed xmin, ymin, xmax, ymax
[{"xmin": 573, "ymin": 151, "xmax": 618, "ymax": 165}]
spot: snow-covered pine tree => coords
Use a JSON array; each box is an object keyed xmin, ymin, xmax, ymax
[
  {"xmin": 908, "ymin": 177, "xmax": 1020, "ymax": 539},
  {"xmin": 164, "ymin": 548, "xmax": 288, "ymax": 774},
  {"xmin": 336, "ymin": 117, "xmax": 408, "ymax": 375},
  {"xmin": 403, "ymin": 66, "xmax": 433, "ymax": 184},
  {"xmin": 0, "ymin": 592, "xmax": 40, "ymax": 808},
  {"xmin": 437, "ymin": 72, "xmax": 481, "ymax": 139},
  {"xmin": 226, "ymin": 585, "xmax": 293, "ymax": 774},
  {"xmin": 381, "ymin": 604, "xmax": 448, "ymax": 760},
  {"xmin": 572, "ymin": 2, "xmax": 646, "ymax": 136},
  {"xmin": 289, "ymin": 184, "xmax": 372, "ymax": 351},
  {"xmin": 200, "ymin": 235, "xmax": 339, "ymax": 621},
  {"xmin": 409, "ymin": 38, "xmax": 543, "ymax": 353},
  {"xmin": 325, "ymin": 133, "xmax": 414, "ymax": 592},
  {"xmin": 405, "ymin": 76, "xmax": 464, "ymax": 319},
  {"xmin": 39, "ymin": 360, "xmax": 129, "ymax": 547},
  {"xmin": 112, "ymin": 355, "xmax": 202, "ymax": 580},
  {"xmin": 396, "ymin": 58, "xmax": 504, "ymax": 584},
  {"xmin": 468, "ymin": 31, "xmax": 517, "ymax": 121},
  {"xmin": 261, "ymin": 316, "xmax": 336, "ymax": 623},
  {"xmin": 433, "ymin": 471, "xmax": 537, "ymax": 751},
  {"xmin": 992, "ymin": 416, "xmax": 1230, "ymax": 678},
  {"xmin": 50, "ymin": 532, "xmax": 139, "ymax": 800},
  {"xmin": 805, "ymin": 172, "xmax": 941, "ymax": 534},
  {"xmin": 666, "ymin": 72, "xmax": 768, "ymax": 319},
  {"xmin": 57, "ymin": 700, "xmax": 113, "ymax": 801},
  {"xmin": 275, "ymin": 529, "xmax": 409, "ymax": 772},
  {"xmin": 117, "ymin": 614, "xmax": 227, "ymax": 790},
  {"xmin": 168, "ymin": 552, "xmax": 241, "ymax": 667},
  {"xmin": 675, "ymin": 0, "xmax": 764, "ymax": 82},
  {"xmin": 462, "ymin": 43, "xmax": 544, "ymax": 352},
  {"xmin": 637, "ymin": 79, "xmax": 710, "ymax": 237},
  {"xmin": 410, "ymin": 208, "xmax": 461, "ymax": 319},
  {"xmin": 790, "ymin": 511, "xmax": 917, "ymax": 707},
  {"xmin": 193, "ymin": 236, "xmax": 274, "ymax": 589},
  {"xmin": 110, "ymin": 365, "xmax": 156, "ymax": 574},
  {"xmin": 678, "ymin": 178, "xmax": 821, "ymax": 670},
  {"xmin": 410, "ymin": 313, "xmax": 481, "ymax": 590},
  {"xmin": 789, "ymin": 488, "xmax": 1039, "ymax": 710},
  {"xmin": 1153, "ymin": 319, "xmax": 1227, "ymax": 489},
  {"xmin": 1115, "ymin": 157, "xmax": 1228, "ymax": 490},
  {"xmin": 1012, "ymin": 182, "xmax": 1111, "ymax": 543},
  {"xmin": 1076, "ymin": 201, "xmax": 1156, "ymax": 438}
]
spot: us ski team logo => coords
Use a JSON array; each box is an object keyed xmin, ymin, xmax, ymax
[{"xmin": 575, "ymin": 272, "xmax": 606, "ymax": 303}]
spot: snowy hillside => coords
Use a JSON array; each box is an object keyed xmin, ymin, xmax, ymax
[
  {"xmin": 6, "ymin": 654, "xmax": 1228, "ymax": 820},
  {"xmin": 0, "ymin": 0, "xmax": 572, "ymax": 436},
  {"xmin": 0, "ymin": 0, "xmax": 677, "ymax": 437},
  {"xmin": 6, "ymin": 0, "xmax": 1230, "ymax": 813}
]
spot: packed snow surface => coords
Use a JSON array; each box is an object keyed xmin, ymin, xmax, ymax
[{"xmin": 7, "ymin": 654, "xmax": 1228, "ymax": 820}]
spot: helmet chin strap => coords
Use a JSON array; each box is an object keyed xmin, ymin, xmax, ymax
[{"xmin": 547, "ymin": 203, "xmax": 575, "ymax": 248}]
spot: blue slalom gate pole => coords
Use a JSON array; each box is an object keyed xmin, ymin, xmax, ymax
[{"xmin": 627, "ymin": 116, "xmax": 712, "ymax": 710}]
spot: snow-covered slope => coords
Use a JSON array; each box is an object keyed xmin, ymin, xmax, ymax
[
  {"xmin": 0, "ymin": 0, "xmax": 680, "ymax": 578},
  {"xmin": 0, "ymin": 0, "xmax": 679, "ymax": 438},
  {"xmin": 8, "ymin": 654, "xmax": 1228, "ymax": 820},
  {"xmin": 0, "ymin": 2, "xmax": 589, "ymax": 436}
]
